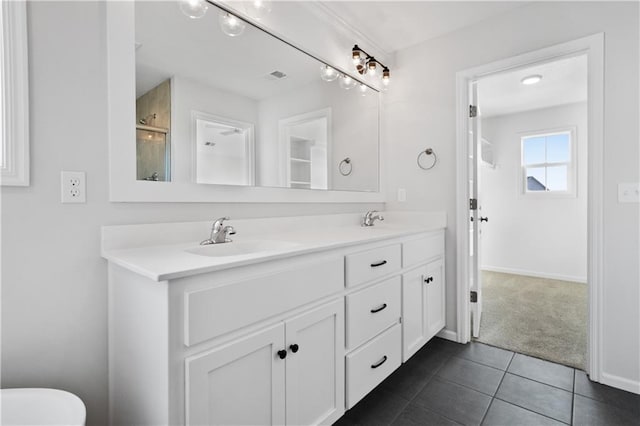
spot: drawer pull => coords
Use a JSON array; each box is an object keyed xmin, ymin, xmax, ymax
[
  {"xmin": 370, "ymin": 260, "xmax": 387, "ymax": 268},
  {"xmin": 289, "ymin": 344, "xmax": 299, "ymax": 353},
  {"xmin": 371, "ymin": 355, "xmax": 388, "ymax": 369},
  {"xmin": 370, "ymin": 303, "xmax": 388, "ymax": 314},
  {"xmin": 277, "ymin": 350, "xmax": 287, "ymax": 359}
]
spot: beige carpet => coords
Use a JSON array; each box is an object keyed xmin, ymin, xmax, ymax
[{"xmin": 475, "ymin": 271, "xmax": 587, "ymax": 369}]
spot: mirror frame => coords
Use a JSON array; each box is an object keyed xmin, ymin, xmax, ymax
[{"xmin": 106, "ymin": 1, "xmax": 384, "ymax": 203}]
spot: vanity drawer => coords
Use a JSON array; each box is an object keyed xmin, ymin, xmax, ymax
[
  {"xmin": 184, "ymin": 257, "xmax": 344, "ymax": 346},
  {"xmin": 402, "ymin": 231, "xmax": 444, "ymax": 268},
  {"xmin": 346, "ymin": 276, "xmax": 401, "ymax": 350},
  {"xmin": 345, "ymin": 323, "xmax": 401, "ymax": 409},
  {"xmin": 345, "ymin": 244, "xmax": 401, "ymax": 287}
]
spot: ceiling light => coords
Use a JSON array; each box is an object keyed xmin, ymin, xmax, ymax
[
  {"xmin": 320, "ymin": 65, "xmax": 339, "ymax": 82},
  {"xmin": 219, "ymin": 12, "xmax": 247, "ymax": 37},
  {"xmin": 179, "ymin": 0, "xmax": 209, "ymax": 19},
  {"xmin": 244, "ymin": 0, "xmax": 272, "ymax": 20},
  {"xmin": 521, "ymin": 74, "xmax": 542, "ymax": 85}
]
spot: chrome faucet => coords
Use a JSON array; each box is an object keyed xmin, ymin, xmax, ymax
[
  {"xmin": 362, "ymin": 210, "xmax": 384, "ymax": 227},
  {"xmin": 201, "ymin": 217, "xmax": 236, "ymax": 245}
]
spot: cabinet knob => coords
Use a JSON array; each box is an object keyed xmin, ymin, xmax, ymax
[
  {"xmin": 277, "ymin": 350, "xmax": 287, "ymax": 359},
  {"xmin": 289, "ymin": 344, "xmax": 299, "ymax": 353},
  {"xmin": 480, "ymin": 217, "xmax": 489, "ymax": 222},
  {"xmin": 423, "ymin": 276, "xmax": 433, "ymax": 284}
]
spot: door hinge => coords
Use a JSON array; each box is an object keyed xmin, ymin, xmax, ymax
[
  {"xmin": 469, "ymin": 198, "xmax": 477, "ymax": 210},
  {"xmin": 469, "ymin": 105, "xmax": 478, "ymax": 118},
  {"xmin": 470, "ymin": 291, "xmax": 478, "ymax": 303}
]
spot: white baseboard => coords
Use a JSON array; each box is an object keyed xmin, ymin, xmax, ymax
[
  {"xmin": 481, "ymin": 265, "xmax": 587, "ymax": 284},
  {"xmin": 600, "ymin": 372, "xmax": 640, "ymax": 395},
  {"xmin": 436, "ymin": 328, "xmax": 458, "ymax": 342}
]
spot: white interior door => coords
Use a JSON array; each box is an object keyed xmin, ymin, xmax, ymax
[{"xmin": 469, "ymin": 81, "xmax": 484, "ymax": 338}]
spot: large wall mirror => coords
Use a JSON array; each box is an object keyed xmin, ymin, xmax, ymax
[{"xmin": 107, "ymin": 1, "xmax": 383, "ymax": 202}]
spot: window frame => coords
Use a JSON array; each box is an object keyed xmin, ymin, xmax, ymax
[
  {"xmin": 519, "ymin": 127, "xmax": 577, "ymax": 198},
  {"xmin": 1, "ymin": 1, "xmax": 30, "ymax": 186}
]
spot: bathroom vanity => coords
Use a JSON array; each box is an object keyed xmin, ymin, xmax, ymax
[{"xmin": 102, "ymin": 212, "xmax": 446, "ymax": 425}]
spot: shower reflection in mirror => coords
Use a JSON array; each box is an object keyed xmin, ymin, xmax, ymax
[
  {"xmin": 194, "ymin": 112, "xmax": 255, "ymax": 186},
  {"xmin": 136, "ymin": 79, "xmax": 171, "ymax": 181}
]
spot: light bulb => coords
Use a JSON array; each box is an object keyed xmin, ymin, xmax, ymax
[
  {"xmin": 244, "ymin": 0, "xmax": 273, "ymax": 20},
  {"xmin": 338, "ymin": 75, "xmax": 356, "ymax": 90},
  {"xmin": 219, "ymin": 12, "xmax": 247, "ymax": 37},
  {"xmin": 352, "ymin": 45, "xmax": 363, "ymax": 66},
  {"xmin": 179, "ymin": 0, "xmax": 209, "ymax": 19},
  {"xmin": 320, "ymin": 65, "xmax": 339, "ymax": 82},
  {"xmin": 367, "ymin": 59, "xmax": 377, "ymax": 76},
  {"xmin": 359, "ymin": 83, "xmax": 368, "ymax": 96},
  {"xmin": 382, "ymin": 67, "xmax": 390, "ymax": 86}
]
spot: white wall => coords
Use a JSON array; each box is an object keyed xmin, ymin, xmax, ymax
[
  {"xmin": 384, "ymin": 1, "xmax": 639, "ymax": 390},
  {"xmin": 0, "ymin": 3, "xmax": 382, "ymax": 424},
  {"xmin": 480, "ymin": 103, "xmax": 588, "ymax": 282}
]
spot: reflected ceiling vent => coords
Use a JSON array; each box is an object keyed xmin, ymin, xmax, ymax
[{"xmin": 265, "ymin": 70, "xmax": 287, "ymax": 80}]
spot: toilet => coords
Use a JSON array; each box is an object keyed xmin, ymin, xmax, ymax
[{"xmin": 0, "ymin": 388, "xmax": 86, "ymax": 426}]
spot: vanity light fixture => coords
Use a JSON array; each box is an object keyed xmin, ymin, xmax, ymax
[
  {"xmin": 359, "ymin": 83, "xmax": 368, "ymax": 96},
  {"xmin": 320, "ymin": 65, "xmax": 339, "ymax": 82},
  {"xmin": 178, "ymin": 0, "xmax": 209, "ymax": 19},
  {"xmin": 351, "ymin": 45, "xmax": 391, "ymax": 86},
  {"xmin": 219, "ymin": 11, "xmax": 247, "ymax": 37},
  {"xmin": 521, "ymin": 74, "xmax": 542, "ymax": 85}
]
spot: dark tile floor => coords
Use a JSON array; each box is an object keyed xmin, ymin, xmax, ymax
[{"xmin": 335, "ymin": 338, "xmax": 639, "ymax": 426}]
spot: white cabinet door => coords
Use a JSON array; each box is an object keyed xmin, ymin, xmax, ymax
[
  {"xmin": 185, "ymin": 323, "xmax": 286, "ymax": 426},
  {"xmin": 285, "ymin": 299, "xmax": 345, "ymax": 426},
  {"xmin": 401, "ymin": 265, "xmax": 428, "ymax": 362},
  {"xmin": 424, "ymin": 258, "xmax": 446, "ymax": 342},
  {"xmin": 401, "ymin": 259, "xmax": 446, "ymax": 362}
]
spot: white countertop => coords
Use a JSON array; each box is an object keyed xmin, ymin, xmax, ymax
[{"xmin": 101, "ymin": 211, "xmax": 446, "ymax": 281}]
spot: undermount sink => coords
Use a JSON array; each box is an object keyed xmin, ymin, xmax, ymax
[{"xmin": 185, "ymin": 240, "xmax": 301, "ymax": 258}]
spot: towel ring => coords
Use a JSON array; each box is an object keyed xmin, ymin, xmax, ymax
[
  {"xmin": 339, "ymin": 157, "xmax": 353, "ymax": 176},
  {"xmin": 417, "ymin": 148, "xmax": 437, "ymax": 170}
]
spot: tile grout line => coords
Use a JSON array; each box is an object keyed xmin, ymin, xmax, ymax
[
  {"xmin": 479, "ymin": 352, "xmax": 516, "ymax": 425},
  {"xmin": 492, "ymin": 396, "xmax": 572, "ymax": 425}
]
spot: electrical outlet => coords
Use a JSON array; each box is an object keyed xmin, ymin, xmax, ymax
[
  {"xmin": 618, "ymin": 183, "xmax": 640, "ymax": 203},
  {"xmin": 61, "ymin": 171, "xmax": 86, "ymax": 203}
]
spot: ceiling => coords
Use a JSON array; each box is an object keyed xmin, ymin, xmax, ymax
[
  {"xmin": 478, "ymin": 54, "xmax": 588, "ymax": 117},
  {"xmin": 318, "ymin": 1, "xmax": 530, "ymax": 54}
]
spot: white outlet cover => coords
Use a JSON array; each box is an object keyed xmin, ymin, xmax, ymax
[{"xmin": 61, "ymin": 171, "xmax": 86, "ymax": 203}]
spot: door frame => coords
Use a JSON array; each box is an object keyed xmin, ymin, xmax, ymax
[{"xmin": 454, "ymin": 34, "xmax": 604, "ymax": 380}]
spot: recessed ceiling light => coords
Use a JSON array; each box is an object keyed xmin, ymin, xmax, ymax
[{"xmin": 521, "ymin": 74, "xmax": 542, "ymax": 85}]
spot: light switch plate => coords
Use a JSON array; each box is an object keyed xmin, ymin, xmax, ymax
[
  {"xmin": 397, "ymin": 188, "xmax": 406, "ymax": 202},
  {"xmin": 618, "ymin": 183, "xmax": 640, "ymax": 203}
]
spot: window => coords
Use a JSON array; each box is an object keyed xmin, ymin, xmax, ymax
[{"xmin": 521, "ymin": 129, "xmax": 576, "ymax": 196}]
